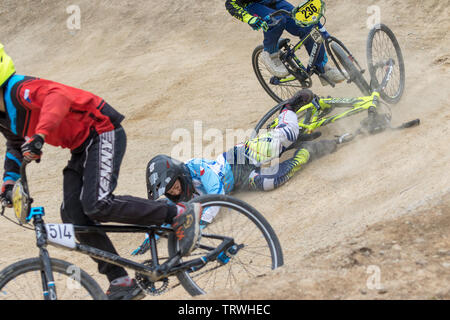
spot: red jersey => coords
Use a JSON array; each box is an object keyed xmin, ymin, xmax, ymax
[{"xmin": 1, "ymin": 75, "xmax": 124, "ymax": 150}]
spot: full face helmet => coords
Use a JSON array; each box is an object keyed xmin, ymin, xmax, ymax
[
  {"xmin": 0, "ymin": 43, "xmax": 15, "ymax": 88},
  {"xmin": 146, "ymin": 155, "xmax": 194, "ymax": 203}
]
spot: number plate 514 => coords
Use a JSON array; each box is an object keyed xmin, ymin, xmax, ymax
[{"xmin": 45, "ymin": 224, "xmax": 76, "ymax": 249}]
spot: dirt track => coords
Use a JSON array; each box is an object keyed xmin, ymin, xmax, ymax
[{"xmin": 0, "ymin": 0, "xmax": 449, "ymax": 299}]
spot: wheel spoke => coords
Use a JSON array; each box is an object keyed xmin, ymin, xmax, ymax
[{"xmin": 171, "ymin": 195, "xmax": 283, "ymax": 296}]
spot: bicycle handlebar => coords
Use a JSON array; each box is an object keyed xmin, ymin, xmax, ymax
[
  {"xmin": 268, "ymin": 9, "xmax": 292, "ymax": 18},
  {"xmin": 264, "ymin": 9, "xmax": 292, "ymax": 28},
  {"xmin": 1, "ymin": 159, "xmax": 32, "ymax": 211}
]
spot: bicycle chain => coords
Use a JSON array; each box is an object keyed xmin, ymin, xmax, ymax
[{"xmin": 135, "ymin": 260, "xmax": 170, "ymax": 296}]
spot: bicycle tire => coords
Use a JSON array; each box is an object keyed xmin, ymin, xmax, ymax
[
  {"xmin": 329, "ymin": 41, "xmax": 371, "ymax": 96},
  {"xmin": 252, "ymin": 45, "xmax": 304, "ymax": 103},
  {"xmin": 168, "ymin": 194, "xmax": 284, "ymax": 296},
  {"xmin": 367, "ymin": 23, "xmax": 405, "ymax": 104},
  {"xmin": 0, "ymin": 257, "xmax": 107, "ymax": 300},
  {"xmin": 252, "ymin": 102, "xmax": 309, "ymax": 138},
  {"xmin": 252, "ymin": 102, "xmax": 285, "ymax": 138}
]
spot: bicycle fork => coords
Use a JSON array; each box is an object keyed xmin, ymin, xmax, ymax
[
  {"xmin": 34, "ymin": 217, "xmax": 58, "ymax": 300},
  {"xmin": 39, "ymin": 248, "xmax": 57, "ymax": 300}
]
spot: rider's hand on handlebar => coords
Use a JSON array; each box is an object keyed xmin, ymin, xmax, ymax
[
  {"xmin": 0, "ymin": 182, "xmax": 14, "ymax": 208},
  {"xmin": 247, "ymin": 16, "xmax": 268, "ymax": 32},
  {"xmin": 21, "ymin": 134, "xmax": 45, "ymax": 163}
]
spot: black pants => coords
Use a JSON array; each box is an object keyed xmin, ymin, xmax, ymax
[{"xmin": 60, "ymin": 126, "xmax": 177, "ymax": 282}]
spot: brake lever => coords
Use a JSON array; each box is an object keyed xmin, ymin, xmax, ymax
[{"xmin": 264, "ymin": 15, "xmax": 282, "ymax": 28}]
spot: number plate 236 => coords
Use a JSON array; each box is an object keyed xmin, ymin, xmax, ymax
[
  {"xmin": 295, "ymin": 0, "xmax": 323, "ymax": 25},
  {"xmin": 45, "ymin": 224, "xmax": 76, "ymax": 249}
]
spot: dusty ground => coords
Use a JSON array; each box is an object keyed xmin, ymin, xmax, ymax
[{"xmin": 0, "ymin": 0, "xmax": 448, "ymax": 300}]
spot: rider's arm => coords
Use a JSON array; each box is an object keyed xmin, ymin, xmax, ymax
[
  {"xmin": 194, "ymin": 162, "xmax": 225, "ymax": 196},
  {"xmin": 34, "ymin": 90, "xmax": 71, "ymax": 138},
  {"xmin": 225, "ymin": 0, "xmax": 255, "ymax": 24},
  {"xmin": 189, "ymin": 160, "xmax": 225, "ymax": 223},
  {"xmin": 0, "ymin": 126, "xmax": 25, "ymax": 184}
]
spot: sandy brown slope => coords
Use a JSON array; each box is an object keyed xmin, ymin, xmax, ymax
[{"xmin": 0, "ymin": 0, "xmax": 448, "ymax": 299}]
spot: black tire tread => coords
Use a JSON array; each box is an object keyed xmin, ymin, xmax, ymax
[{"xmin": 167, "ymin": 194, "xmax": 284, "ymax": 296}]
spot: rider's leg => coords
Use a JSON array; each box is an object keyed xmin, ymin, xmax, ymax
[
  {"xmin": 273, "ymin": 1, "xmax": 346, "ymax": 84},
  {"xmin": 61, "ymin": 162, "xmax": 128, "ymax": 283},
  {"xmin": 245, "ymin": 88, "xmax": 316, "ymax": 163},
  {"xmin": 246, "ymin": 3, "xmax": 289, "ymax": 77},
  {"xmin": 246, "ymin": 3, "xmax": 285, "ymax": 54},
  {"xmin": 247, "ymin": 139, "xmax": 338, "ymax": 191},
  {"xmin": 76, "ymin": 125, "xmax": 201, "ymax": 259},
  {"xmin": 272, "ymin": 1, "xmax": 328, "ymax": 72},
  {"xmin": 245, "ymin": 106, "xmax": 300, "ymax": 164},
  {"xmin": 79, "ymin": 126, "xmax": 178, "ymax": 226}
]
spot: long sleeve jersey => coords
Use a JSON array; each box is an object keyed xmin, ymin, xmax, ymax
[
  {"xmin": 0, "ymin": 74, "xmax": 124, "ymax": 183},
  {"xmin": 225, "ymin": 0, "xmax": 261, "ymax": 23},
  {"xmin": 225, "ymin": 1, "xmax": 286, "ymax": 23}
]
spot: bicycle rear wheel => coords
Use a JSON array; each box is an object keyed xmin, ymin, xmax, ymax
[
  {"xmin": 252, "ymin": 45, "xmax": 305, "ymax": 103},
  {"xmin": 168, "ymin": 194, "xmax": 284, "ymax": 296},
  {"xmin": 252, "ymin": 102, "xmax": 309, "ymax": 139},
  {"xmin": 252, "ymin": 103, "xmax": 284, "ymax": 138},
  {"xmin": 0, "ymin": 258, "xmax": 106, "ymax": 300},
  {"xmin": 367, "ymin": 24, "xmax": 405, "ymax": 104}
]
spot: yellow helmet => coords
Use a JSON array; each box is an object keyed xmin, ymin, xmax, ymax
[{"xmin": 0, "ymin": 43, "xmax": 16, "ymax": 88}]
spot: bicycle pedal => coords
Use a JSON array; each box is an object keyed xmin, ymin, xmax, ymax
[
  {"xmin": 269, "ymin": 76, "xmax": 281, "ymax": 85},
  {"xmin": 336, "ymin": 133, "xmax": 354, "ymax": 144}
]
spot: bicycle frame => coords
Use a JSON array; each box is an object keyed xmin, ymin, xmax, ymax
[
  {"xmin": 280, "ymin": 24, "xmax": 327, "ymax": 79},
  {"xmin": 268, "ymin": 9, "xmax": 368, "ymax": 90},
  {"xmin": 264, "ymin": 56, "xmax": 395, "ymax": 135},
  {"xmin": 271, "ymin": 22, "xmax": 327, "ymax": 86},
  {"xmin": 305, "ymin": 92, "xmax": 380, "ymax": 132},
  {"xmin": 11, "ymin": 162, "xmax": 236, "ymax": 299},
  {"xmin": 26, "ymin": 212, "xmax": 235, "ymax": 299},
  {"xmin": 264, "ymin": 91, "xmax": 380, "ymax": 134}
]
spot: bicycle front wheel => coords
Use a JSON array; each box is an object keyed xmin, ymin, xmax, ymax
[
  {"xmin": 252, "ymin": 45, "xmax": 305, "ymax": 103},
  {"xmin": 329, "ymin": 41, "xmax": 371, "ymax": 96},
  {"xmin": 0, "ymin": 258, "xmax": 106, "ymax": 300},
  {"xmin": 367, "ymin": 24, "xmax": 405, "ymax": 104},
  {"xmin": 168, "ymin": 194, "xmax": 284, "ymax": 296}
]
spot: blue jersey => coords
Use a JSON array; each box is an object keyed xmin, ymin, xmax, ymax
[
  {"xmin": 184, "ymin": 156, "xmax": 235, "ymax": 223},
  {"xmin": 185, "ymin": 156, "xmax": 235, "ymax": 196}
]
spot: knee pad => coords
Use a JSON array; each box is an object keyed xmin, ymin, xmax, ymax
[{"xmin": 248, "ymin": 171, "xmax": 274, "ymax": 191}]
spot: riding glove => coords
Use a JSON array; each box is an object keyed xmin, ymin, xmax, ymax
[
  {"xmin": 21, "ymin": 134, "xmax": 44, "ymax": 162},
  {"xmin": 0, "ymin": 182, "xmax": 14, "ymax": 208},
  {"xmin": 248, "ymin": 16, "xmax": 269, "ymax": 32}
]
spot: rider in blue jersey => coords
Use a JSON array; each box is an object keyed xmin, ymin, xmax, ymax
[
  {"xmin": 131, "ymin": 89, "xmax": 338, "ymax": 255},
  {"xmin": 145, "ymin": 89, "xmax": 338, "ymax": 226}
]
